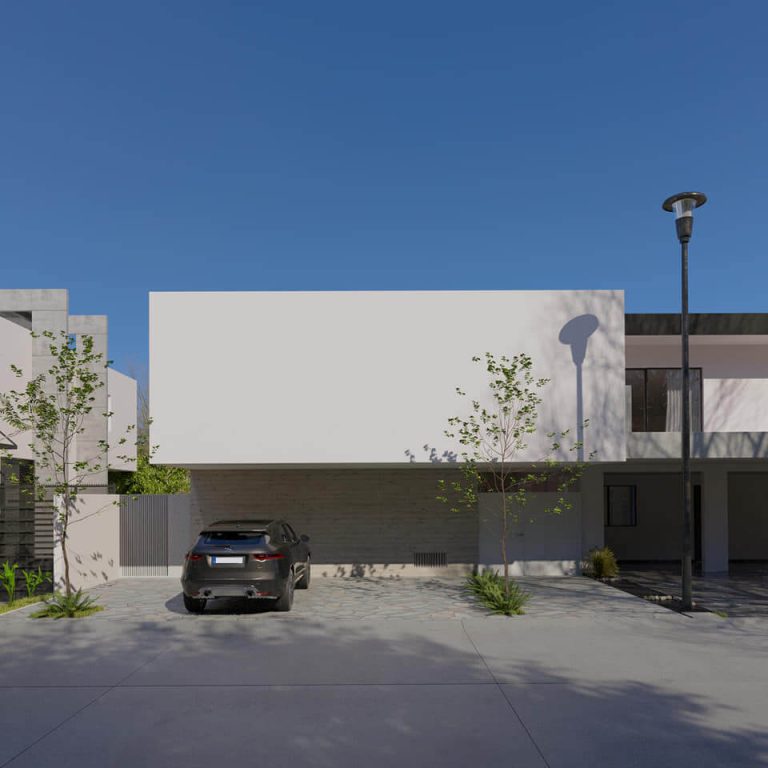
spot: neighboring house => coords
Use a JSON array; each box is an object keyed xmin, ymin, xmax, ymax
[
  {"xmin": 149, "ymin": 290, "xmax": 767, "ymax": 576},
  {"xmin": 0, "ymin": 289, "xmax": 137, "ymax": 574}
]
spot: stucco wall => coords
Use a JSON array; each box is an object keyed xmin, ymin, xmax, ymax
[
  {"xmin": 728, "ymin": 473, "xmax": 768, "ymax": 560},
  {"xmin": 626, "ymin": 336, "xmax": 768, "ymax": 432},
  {"xmin": 151, "ymin": 290, "xmax": 627, "ymax": 466},
  {"xmin": 189, "ymin": 468, "xmax": 477, "ymax": 575},
  {"xmin": 54, "ymin": 494, "xmax": 120, "ymax": 591}
]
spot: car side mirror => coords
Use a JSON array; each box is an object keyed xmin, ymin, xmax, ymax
[{"xmin": 300, "ymin": 534, "xmax": 310, "ymax": 542}]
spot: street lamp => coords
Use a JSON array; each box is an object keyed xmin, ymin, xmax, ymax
[{"xmin": 662, "ymin": 191, "xmax": 707, "ymax": 612}]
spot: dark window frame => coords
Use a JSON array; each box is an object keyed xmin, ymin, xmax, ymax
[
  {"xmin": 605, "ymin": 485, "xmax": 638, "ymax": 527},
  {"xmin": 626, "ymin": 367, "xmax": 703, "ymax": 432}
]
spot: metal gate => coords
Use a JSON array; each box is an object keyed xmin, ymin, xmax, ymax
[{"xmin": 119, "ymin": 495, "xmax": 168, "ymax": 576}]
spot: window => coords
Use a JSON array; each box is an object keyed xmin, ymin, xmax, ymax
[
  {"xmin": 281, "ymin": 524, "xmax": 295, "ymax": 543},
  {"xmin": 200, "ymin": 532, "xmax": 266, "ymax": 546},
  {"xmin": 626, "ymin": 368, "xmax": 702, "ymax": 432},
  {"xmin": 605, "ymin": 485, "xmax": 637, "ymax": 527}
]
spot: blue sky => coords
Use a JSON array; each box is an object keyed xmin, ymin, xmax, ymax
[{"xmin": 1, "ymin": 1, "xmax": 766, "ymax": 380}]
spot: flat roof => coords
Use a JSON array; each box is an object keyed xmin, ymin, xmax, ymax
[{"xmin": 625, "ymin": 313, "xmax": 768, "ymax": 336}]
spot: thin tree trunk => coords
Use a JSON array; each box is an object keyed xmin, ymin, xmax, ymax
[
  {"xmin": 61, "ymin": 489, "xmax": 72, "ymax": 598},
  {"xmin": 501, "ymin": 489, "xmax": 510, "ymax": 595}
]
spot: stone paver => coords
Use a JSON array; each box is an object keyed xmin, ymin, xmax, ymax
[
  {"xmin": 621, "ymin": 565, "xmax": 768, "ymax": 618},
  {"xmin": 1, "ymin": 574, "xmax": 669, "ymax": 622}
]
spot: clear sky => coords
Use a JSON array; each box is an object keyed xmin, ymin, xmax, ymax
[{"xmin": 1, "ymin": 1, "xmax": 766, "ymax": 379}]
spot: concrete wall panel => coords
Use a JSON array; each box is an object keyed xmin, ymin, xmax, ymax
[
  {"xmin": 0, "ymin": 317, "xmax": 34, "ymax": 459},
  {"xmin": 54, "ymin": 494, "xmax": 120, "ymax": 591},
  {"xmin": 478, "ymin": 492, "xmax": 582, "ymax": 575},
  {"xmin": 107, "ymin": 369, "xmax": 138, "ymax": 471},
  {"xmin": 151, "ymin": 290, "xmax": 627, "ymax": 466}
]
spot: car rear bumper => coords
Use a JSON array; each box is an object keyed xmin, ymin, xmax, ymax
[{"xmin": 182, "ymin": 577, "xmax": 284, "ymax": 600}]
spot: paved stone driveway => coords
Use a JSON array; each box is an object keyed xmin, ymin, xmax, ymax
[
  {"xmin": 621, "ymin": 564, "xmax": 768, "ymax": 618},
  {"xmin": 3, "ymin": 574, "xmax": 669, "ymax": 622}
]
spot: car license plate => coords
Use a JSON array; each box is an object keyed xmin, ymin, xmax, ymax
[{"xmin": 211, "ymin": 556, "xmax": 244, "ymax": 565}]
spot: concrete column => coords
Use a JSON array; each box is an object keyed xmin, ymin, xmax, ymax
[
  {"xmin": 702, "ymin": 466, "xmax": 729, "ymax": 574},
  {"xmin": 168, "ymin": 494, "xmax": 193, "ymax": 577},
  {"xmin": 580, "ymin": 465, "xmax": 604, "ymax": 557}
]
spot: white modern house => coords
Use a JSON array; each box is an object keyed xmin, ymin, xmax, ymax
[
  {"xmin": 149, "ymin": 290, "xmax": 768, "ymax": 577},
  {"xmin": 0, "ymin": 289, "xmax": 138, "ymax": 574}
]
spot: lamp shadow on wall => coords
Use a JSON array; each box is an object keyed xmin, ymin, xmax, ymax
[{"xmin": 558, "ymin": 314, "xmax": 600, "ymax": 461}]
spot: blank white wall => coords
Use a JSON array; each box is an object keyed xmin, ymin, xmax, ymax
[{"xmin": 150, "ymin": 290, "xmax": 627, "ymax": 466}]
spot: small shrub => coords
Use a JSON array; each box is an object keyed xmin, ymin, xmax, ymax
[
  {"xmin": 466, "ymin": 571, "xmax": 529, "ymax": 616},
  {"xmin": 0, "ymin": 561, "xmax": 19, "ymax": 603},
  {"xmin": 31, "ymin": 590, "xmax": 103, "ymax": 619},
  {"xmin": 21, "ymin": 567, "xmax": 52, "ymax": 599},
  {"xmin": 586, "ymin": 547, "xmax": 619, "ymax": 579}
]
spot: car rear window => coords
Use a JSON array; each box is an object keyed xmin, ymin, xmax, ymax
[{"xmin": 199, "ymin": 532, "xmax": 267, "ymax": 546}]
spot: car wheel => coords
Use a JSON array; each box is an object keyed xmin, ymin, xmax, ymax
[
  {"xmin": 274, "ymin": 571, "xmax": 295, "ymax": 612},
  {"xmin": 183, "ymin": 594, "xmax": 207, "ymax": 614},
  {"xmin": 296, "ymin": 558, "xmax": 311, "ymax": 590}
]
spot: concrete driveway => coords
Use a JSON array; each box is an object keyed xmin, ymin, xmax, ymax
[{"xmin": 1, "ymin": 578, "xmax": 766, "ymax": 768}]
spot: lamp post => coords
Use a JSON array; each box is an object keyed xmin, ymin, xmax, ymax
[{"xmin": 662, "ymin": 191, "xmax": 707, "ymax": 612}]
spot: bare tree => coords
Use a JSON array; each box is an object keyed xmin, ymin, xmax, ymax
[{"xmin": 438, "ymin": 352, "xmax": 592, "ymax": 594}]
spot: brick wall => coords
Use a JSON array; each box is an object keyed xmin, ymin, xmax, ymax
[{"xmin": 189, "ymin": 468, "xmax": 477, "ymax": 567}]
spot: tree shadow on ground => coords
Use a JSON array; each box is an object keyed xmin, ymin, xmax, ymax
[{"xmin": 1, "ymin": 602, "xmax": 767, "ymax": 767}]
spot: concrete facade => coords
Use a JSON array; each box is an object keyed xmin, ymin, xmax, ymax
[
  {"xmin": 0, "ymin": 289, "xmax": 137, "ymax": 487},
  {"xmin": 150, "ymin": 290, "xmax": 628, "ymax": 466},
  {"xmin": 147, "ymin": 293, "xmax": 768, "ymax": 577},
  {"xmin": 0, "ymin": 289, "xmax": 138, "ymax": 574}
]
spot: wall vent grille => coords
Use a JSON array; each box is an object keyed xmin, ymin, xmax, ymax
[{"xmin": 413, "ymin": 552, "xmax": 447, "ymax": 568}]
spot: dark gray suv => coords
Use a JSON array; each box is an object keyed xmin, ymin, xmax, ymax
[{"xmin": 181, "ymin": 519, "xmax": 311, "ymax": 613}]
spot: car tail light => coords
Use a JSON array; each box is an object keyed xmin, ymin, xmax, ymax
[
  {"xmin": 186, "ymin": 553, "xmax": 203, "ymax": 561},
  {"xmin": 252, "ymin": 553, "xmax": 285, "ymax": 561}
]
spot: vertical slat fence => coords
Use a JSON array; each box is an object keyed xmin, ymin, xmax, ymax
[{"xmin": 119, "ymin": 495, "xmax": 169, "ymax": 576}]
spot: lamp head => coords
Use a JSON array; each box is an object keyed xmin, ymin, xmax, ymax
[{"xmin": 662, "ymin": 192, "xmax": 707, "ymax": 243}]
